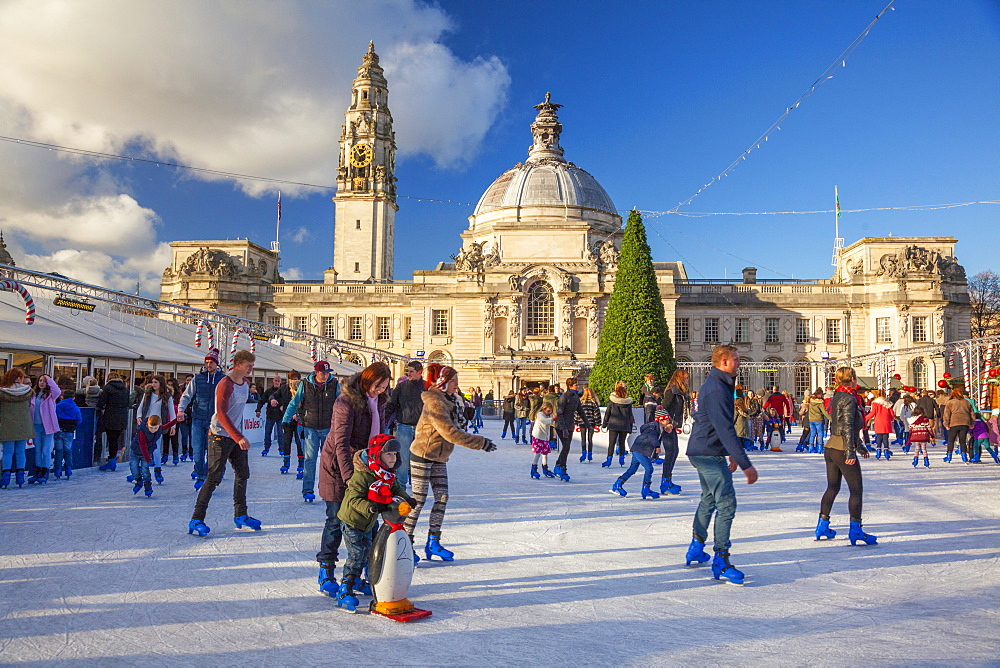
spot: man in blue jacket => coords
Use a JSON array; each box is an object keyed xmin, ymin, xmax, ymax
[
  {"xmin": 178, "ymin": 348, "xmax": 225, "ymax": 491},
  {"xmin": 684, "ymin": 345, "xmax": 759, "ymax": 586}
]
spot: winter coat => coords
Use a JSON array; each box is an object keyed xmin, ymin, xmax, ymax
[
  {"xmin": 515, "ymin": 395, "xmax": 531, "ymax": 419},
  {"xmin": 734, "ymin": 400, "xmax": 753, "ymax": 440},
  {"xmin": 555, "ymin": 389, "xmax": 586, "ymax": 431},
  {"xmin": 577, "ymin": 399, "xmax": 600, "ymax": 427},
  {"xmin": 337, "ymin": 449, "xmax": 408, "ymax": 532},
  {"xmin": 385, "ymin": 378, "xmax": 425, "ymax": 427},
  {"xmin": 409, "ymin": 386, "xmax": 489, "ymax": 463},
  {"xmin": 631, "ymin": 421, "xmax": 668, "ymax": 458},
  {"xmin": 528, "ymin": 393, "xmax": 543, "ymax": 420},
  {"xmin": 602, "ymin": 394, "xmax": 635, "ymax": 432},
  {"xmin": 283, "ymin": 372, "xmax": 339, "ymax": 430},
  {"xmin": 943, "ymin": 397, "xmax": 975, "ymax": 429},
  {"xmin": 75, "ymin": 384, "xmax": 101, "ymax": 408},
  {"xmin": 662, "ymin": 387, "xmax": 688, "ymax": 425},
  {"xmin": 531, "ymin": 412, "xmax": 555, "ymax": 441},
  {"xmin": 0, "ymin": 383, "xmax": 34, "ymax": 441},
  {"xmin": 256, "ymin": 384, "xmax": 287, "ymax": 422},
  {"xmin": 807, "ymin": 397, "xmax": 831, "ymax": 423},
  {"xmin": 30, "ymin": 376, "xmax": 62, "ymax": 436},
  {"xmin": 501, "ymin": 395, "xmax": 516, "ymax": 419},
  {"xmin": 908, "ymin": 416, "xmax": 934, "ymax": 443},
  {"xmin": 685, "ymin": 367, "xmax": 753, "ymax": 470},
  {"xmin": 179, "ymin": 369, "xmax": 225, "ymax": 423},
  {"xmin": 916, "ymin": 395, "xmax": 939, "ymax": 421},
  {"xmin": 96, "ymin": 379, "xmax": 130, "ymax": 431},
  {"xmin": 868, "ymin": 397, "xmax": 895, "ymax": 433},
  {"xmin": 640, "ymin": 381, "xmax": 663, "ymax": 406},
  {"xmin": 56, "ymin": 397, "xmax": 83, "ymax": 432},
  {"xmin": 319, "ymin": 372, "xmax": 387, "ymax": 504},
  {"xmin": 763, "ymin": 392, "xmax": 792, "ymax": 419},
  {"xmin": 897, "ymin": 402, "xmax": 914, "ymax": 431},
  {"xmin": 829, "ymin": 389, "xmax": 865, "ymax": 458}
]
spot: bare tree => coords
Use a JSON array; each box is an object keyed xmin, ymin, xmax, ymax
[{"xmin": 968, "ymin": 270, "xmax": 1000, "ymax": 338}]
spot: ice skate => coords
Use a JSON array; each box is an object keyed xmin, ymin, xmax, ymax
[
  {"xmin": 579, "ymin": 451, "xmax": 587, "ymax": 463},
  {"xmin": 685, "ymin": 538, "xmax": 710, "ymax": 566},
  {"xmin": 0, "ymin": 469, "xmax": 10, "ymax": 489},
  {"xmin": 318, "ymin": 565, "xmax": 338, "ymax": 598},
  {"xmin": 553, "ymin": 464, "xmax": 570, "ymax": 482},
  {"xmin": 641, "ymin": 482, "xmax": 659, "ymax": 499},
  {"xmin": 618, "ymin": 455, "xmax": 626, "ymax": 467},
  {"xmin": 154, "ymin": 467, "xmax": 164, "ymax": 484},
  {"xmin": 912, "ymin": 456, "xmax": 919, "ymax": 468},
  {"xmin": 601, "ymin": 456, "xmax": 612, "ymax": 468},
  {"xmin": 260, "ymin": 447, "xmax": 270, "ymax": 457},
  {"xmin": 611, "ymin": 477, "xmax": 627, "ymax": 497},
  {"xmin": 924, "ymin": 457, "xmax": 930, "ymax": 468},
  {"xmin": 587, "ymin": 452, "xmax": 593, "ymax": 462},
  {"xmin": 425, "ymin": 535, "xmax": 454, "ymax": 562},
  {"xmin": 541, "ymin": 465, "xmax": 556, "ymax": 478},
  {"xmin": 64, "ymin": 464, "xmax": 72, "ymax": 479},
  {"xmin": 187, "ymin": 519, "xmax": 211, "ymax": 537},
  {"xmin": 280, "ymin": 457, "xmax": 290, "ymax": 474},
  {"xmin": 303, "ymin": 492, "xmax": 315, "ymax": 503},
  {"xmin": 234, "ymin": 515, "xmax": 262, "ymax": 531},
  {"xmin": 143, "ymin": 480, "xmax": 153, "ymax": 498},
  {"xmin": 943, "ymin": 452, "xmax": 952, "ymax": 463},
  {"xmin": 712, "ymin": 550, "xmax": 745, "ymax": 586},
  {"xmin": 815, "ymin": 516, "xmax": 836, "ymax": 540},
  {"xmin": 848, "ymin": 521, "xmax": 877, "ymax": 546},
  {"xmin": 193, "ymin": 479, "xmax": 204, "ymax": 491},
  {"xmin": 875, "ymin": 449, "xmax": 882, "ymax": 460},
  {"xmin": 99, "ymin": 457, "xmax": 117, "ymax": 472},
  {"xmin": 884, "ymin": 448, "xmax": 892, "ymax": 460},
  {"xmin": 336, "ymin": 577, "xmax": 360, "ymax": 612},
  {"xmin": 15, "ymin": 469, "xmax": 25, "ymax": 488},
  {"xmin": 54, "ymin": 467, "xmax": 62, "ymax": 479},
  {"xmin": 132, "ymin": 480, "xmax": 142, "ymax": 495},
  {"xmin": 172, "ymin": 457, "xmax": 179, "ymax": 466},
  {"xmin": 530, "ymin": 465, "xmax": 540, "ymax": 479}
]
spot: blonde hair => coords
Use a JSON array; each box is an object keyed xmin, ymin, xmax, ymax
[
  {"xmin": 540, "ymin": 402, "xmax": 554, "ymax": 413},
  {"xmin": 711, "ymin": 345, "xmax": 739, "ymax": 367},
  {"xmin": 834, "ymin": 367, "xmax": 856, "ymax": 385},
  {"xmin": 580, "ymin": 386, "xmax": 597, "ymax": 403}
]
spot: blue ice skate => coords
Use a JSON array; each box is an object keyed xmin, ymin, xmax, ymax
[
  {"xmin": 815, "ymin": 516, "xmax": 836, "ymax": 540},
  {"xmin": 425, "ymin": 535, "xmax": 455, "ymax": 562},
  {"xmin": 234, "ymin": 515, "xmax": 262, "ymax": 531},
  {"xmin": 611, "ymin": 477, "xmax": 627, "ymax": 497},
  {"xmin": 187, "ymin": 519, "xmax": 211, "ymax": 537},
  {"xmin": 685, "ymin": 538, "xmax": 710, "ymax": 566},
  {"xmin": 712, "ymin": 551, "xmax": 745, "ymax": 586},
  {"xmin": 848, "ymin": 521, "xmax": 877, "ymax": 546}
]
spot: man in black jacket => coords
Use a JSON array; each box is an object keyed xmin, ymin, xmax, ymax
[
  {"xmin": 553, "ymin": 377, "xmax": 587, "ymax": 481},
  {"xmin": 255, "ymin": 375, "xmax": 286, "ymax": 456},
  {"xmin": 385, "ymin": 361, "xmax": 424, "ymax": 487},
  {"xmin": 684, "ymin": 345, "xmax": 758, "ymax": 586}
]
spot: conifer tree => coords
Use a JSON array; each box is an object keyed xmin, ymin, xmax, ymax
[{"xmin": 588, "ymin": 210, "xmax": 676, "ymax": 402}]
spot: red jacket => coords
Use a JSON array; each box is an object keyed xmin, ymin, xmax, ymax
[
  {"xmin": 868, "ymin": 398, "xmax": 895, "ymax": 434},
  {"xmin": 908, "ymin": 416, "xmax": 933, "ymax": 443},
  {"xmin": 763, "ymin": 393, "xmax": 792, "ymax": 419}
]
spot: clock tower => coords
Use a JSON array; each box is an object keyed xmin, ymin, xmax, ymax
[{"xmin": 332, "ymin": 42, "xmax": 397, "ymax": 282}]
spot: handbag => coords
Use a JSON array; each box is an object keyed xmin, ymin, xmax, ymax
[{"xmin": 681, "ymin": 416, "xmax": 694, "ymax": 435}]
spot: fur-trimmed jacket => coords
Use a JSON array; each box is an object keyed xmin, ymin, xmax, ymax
[
  {"xmin": 409, "ymin": 386, "xmax": 489, "ymax": 463},
  {"xmin": 319, "ymin": 372, "xmax": 387, "ymax": 503}
]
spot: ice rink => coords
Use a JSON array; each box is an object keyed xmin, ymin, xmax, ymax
[{"xmin": 2, "ymin": 420, "xmax": 998, "ymax": 666}]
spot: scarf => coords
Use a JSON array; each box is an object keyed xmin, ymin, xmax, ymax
[
  {"xmin": 835, "ymin": 385, "xmax": 864, "ymax": 409},
  {"xmin": 366, "ymin": 454, "xmax": 396, "ymax": 505},
  {"xmin": 447, "ymin": 392, "xmax": 469, "ymax": 429}
]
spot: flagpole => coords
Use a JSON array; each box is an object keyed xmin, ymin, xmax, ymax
[
  {"xmin": 831, "ymin": 185, "xmax": 844, "ymax": 267},
  {"xmin": 271, "ymin": 191, "xmax": 281, "ymax": 255}
]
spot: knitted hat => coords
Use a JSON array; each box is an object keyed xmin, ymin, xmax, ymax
[
  {"xmin": 314, "ymin": 360, "xmax": 331, "ymax": 373},
  {"xmin": 425, "ymin": 362, "xmax": 457, "ymax": 390},
  {"xmin": 204, "ymin": 348, "xmax": 220, "ymax": 365},
  {"xmin": 654, "ymin": 405, "xmax": 670, "ymax": 421},
  {"xmin": 368, "ymin": 434, "xmax": 400, "ymax": 469}
]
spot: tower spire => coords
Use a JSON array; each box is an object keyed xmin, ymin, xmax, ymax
[{"xmin": 527, "ymin": 92, "xmax": 565, "ymax": 163}]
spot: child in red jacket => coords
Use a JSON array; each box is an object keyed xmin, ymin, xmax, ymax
[{"xmin": 907, "ymin": 408, "xmax": 933, "ymax": 468}]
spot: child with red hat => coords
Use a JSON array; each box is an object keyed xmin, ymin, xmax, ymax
[{"xmin": 334, "ymin": 434, "xmax": 416, "ymax": 612}]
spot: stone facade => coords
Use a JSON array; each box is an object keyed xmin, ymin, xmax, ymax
[{"xmin": 159, "ymin": 45, "xmax": 971, "ymax": 397}]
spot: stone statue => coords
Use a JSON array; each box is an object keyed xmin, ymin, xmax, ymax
[
  {"xmin": 934, "ymin": 306, "xmax": 945, "ymax": 341},
  {"xmin": 178, "ymin": 248, "xmax": 238, "ymax": 278},
  {"xmin": 875, "ymin": 245, "xmax": 966, "ymax": 282},
  {"xmin": 507, "ymin": 274, "xmax": 522, "ymax": 292},
  {"xmin": 484, "ymin": 299, "xmax": 494, "ymax": 338},
  {"xmin": 561, "ymin": 272, "xmax": 574, "ymax": 292},
  {"xmin": 562, "ymin": 304, "xmax": 573, "ymax": 338},
  {"xmin": 898, "ymin": 304, "xmax": 910, "ymax": 340},
  {"xmin": 599, "ymin": 241, "xmax": 620, "ymax": 268},
  {"xmin": 509, "ymin": 297, "xmax": 521, "ymax": 336}
]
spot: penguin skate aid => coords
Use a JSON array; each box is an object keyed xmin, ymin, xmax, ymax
[{"xmin": 336, "ymin": 435, "xmax": 430, "ymax": 620}]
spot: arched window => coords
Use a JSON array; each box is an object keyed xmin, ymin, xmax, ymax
[
  {"xmin": 526, "ymin": 281, "xmax": 554, "ymax": 336},
  {"xmin": 736, "ymin": 357, "xmax": 754, "ymax": 390},
  {"xmin": 793, "ymin": 360, "xmax": 812, "ymax": 401},
  {"xmin": 762, "ymin": 357, "xmax": 782, "ymax": 391}
]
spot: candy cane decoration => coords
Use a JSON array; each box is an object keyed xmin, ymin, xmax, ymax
[
  {"xmin": 310, "ymin": 340, "xmax": 318, "ymax": 363},
  {"xmin": 329, "ymin": 346, "xmax": 343, "ymax": 364},
  {"xmin": 229, "ymin": 326, "xmax": 255, "ymax": 364},
  {"xmin": 194, "ymin": 320, "xmax": 215, "ymax": 349},
  {"xmin": 980, "ymin": 344, "xmax": 995, "ymax": 408},
  {"xmin": 0, "ymin": 279, "xmax": 35, "ymax": 325},
  {"xmin": 957, "ymin": 349, "xmax": 968, "ymax": 380}
]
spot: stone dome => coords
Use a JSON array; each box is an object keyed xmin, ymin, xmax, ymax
[{"xmin": 474, "ymin": 159, "xmax": 617, "ymax": 216}]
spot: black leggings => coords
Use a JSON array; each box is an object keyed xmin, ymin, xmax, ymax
[
  {"xmin": 607, "ymin": 430, "xmax": 628, "ymax": 458},
  {"xmin": 102, "ymin": 429, "xmax": 124, "ymax": 461},
  {"xmin": 501, "ymin": 417, "xmax": 515, "ymax": 436},
  {"xmin": 162, "ymin": 431, "xmax": 180, "ymax": 459},
  {"xmin": 660, "ymin": 429, "xmax": 679, "ymax": 479},
  {"xmin": 280, "ymin": 422, "xmax": 304, "ymax": 458},
  {"xmin": 947, "ymin": 425, "xmax": 970, "ymax": 455},
  {"xmin": 579, "ymin": 424, "xmax": 594, "ymax": 452},
  {"xmin": 820, "ymin": 448, "xmax": 864, "ymax": 523}
]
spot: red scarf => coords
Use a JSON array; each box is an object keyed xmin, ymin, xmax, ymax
[
  {"xmin": 367, "ymin": 454, "xmax": 396, "ymax": 504},
  {"xmin": 835, "ymin": 385, "xmax": 864, "ymax": 409}
]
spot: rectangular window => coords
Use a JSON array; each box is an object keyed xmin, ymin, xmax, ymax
[
  {"xmin": 912, "ymin": 316, "xmax": 928, "ymax": 342},
  {"xmin": 734, "ymin": 317, "xmax": 750, "ymax": 344},
  {"xmin": 294, "ymin": 316, "xmax": 308, "ymax": 333},
  {"xmin": 376, "ymin": 316, "xmax": 390, "ymax": 340},
  {"xmin": 876, "ymin": 316, "xmax": 892, "ymax": 343},
  {"xmin": 675, "ymin": 318, "xmax": 689, "ymax": 343},
  {"xmin": 349, "ymin": 316, "xmax": 363, "ymax": 340},
  {"xmin": 432, "ymin": 309, "xmax": 449, "ymax": 336},
  {"xmin": 765, "ymin": 317, "xmax": 780, "ymax": 344},
  {"xmin": 354, "ymin": 262, "xmax": 360, "ymax": 273},
  {"xmin": 322, "ymin": 316, "xmax": 336, "ymax": 338},
  {"xmin": 404, "ymin": 316, "xmax": 412, "ymax": 341},
  {"xmin": 267, "ymin": 315, "xmax": 282, "ymax": 327},
  {"xmin": 356, "ymin": 219, "xmax": 361, "ymax": 230},
  {"xmin": 826, "ymin": 319, "xmax": 842, "ymax": 344},
  {"xmin": 704, "ymin": 317, "xmax": 719, "ymax": 344},
  {"xmin": 796, "ymin": 318, "xmax": 810, "ymax": 343}
]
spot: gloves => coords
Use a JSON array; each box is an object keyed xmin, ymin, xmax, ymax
[
  {"xmin": 482, "ymin": 439, "xmax": 497, "ymax": 452},
  {"xmin": 397, "ymin": 501, "xmax": 412, "ymax": 516}
]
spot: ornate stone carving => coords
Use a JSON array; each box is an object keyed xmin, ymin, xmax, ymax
[
  {"xmin": 509, "ymin": 297, "xmax": 521, "ymax": 336},
  {"xmin": 562, "ymin": 304, "xmax": 573, "ymax": 337},
  {"xmin": 598, "ymin": 241, "xmax": 620, "ymax": 268},
  {"xmin": 452, "ymin": 240, "xmax": 500, "ymax": 284},
  {"xmin": 178, "ymin": 248, "xmax": 239, "ymax": 278},
  {"xmin": 898, "ymin": 304, "xmax": 910, "ymax": 340},
  {"xmin": 587, "ymin": 297, "xmax": 600, "ymax": 339},
  {"xmin": 507, "ymin": 274, "xmax": 522, "ymax": 292},
  {"xmin": 841, "ymin": 257, "xmax": 864, "ymax": 282},
  {"xmin": 484, "ymin": 298, "xmax": 494, "ymax": 338},
  {"xmin": 875, "ymin": 245, "xmax": 966, "ymax": 282},
  {"xmin": 934, "ymin": 306, "xmax": 945, "ymax": 341},
  {"xmin": 365, "ymin": 313, "xmax": 374, "ymax": 330},
  {"xmin": 561, "ymin": 272, "xmax": 574, "ymax": 292}
]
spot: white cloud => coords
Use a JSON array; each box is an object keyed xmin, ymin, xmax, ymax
[
  {"xmin": 0, "ymin": 0, "xmax": 510, "ymax": 294},
  {"xmin": 282, "ymin": 268, "xmax": 304, "ymax": 281},
  {"xmin": 289, "ymin": 227, "xmax": 312, "ymax": 244}
]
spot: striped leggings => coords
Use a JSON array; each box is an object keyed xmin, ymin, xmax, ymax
[{"xmin": 405, "ymin": 455, "xmax": 449, "ymax": 539}]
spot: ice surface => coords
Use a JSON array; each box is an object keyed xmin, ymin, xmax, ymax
[{"xmin": 2, "ymin": 423, "xmax": 998, "ymax": 666}]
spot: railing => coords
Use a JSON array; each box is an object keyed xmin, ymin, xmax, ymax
[
  {"xmin": 270, "ymin": 283, "xmax": 413, "ymax": 295},
  {"xmin": 674, "ymin": 284, "xmax": 842, "ymax": 295}
]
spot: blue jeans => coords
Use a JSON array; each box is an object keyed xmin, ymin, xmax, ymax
[
  {"xmin": 52, "ymin": 432, "xmax": 74, "ymax": 471},
  {"xmin": 191, "ymin": 418, "xmax": 210, "ymax": 481},
  {"xmin": 689, "ymin": 456, "xmax": 738, "ymax": 552},
  {"xmin": 810, "ymin": 422, "xmax": 825, "ymax": 446},
  {"xmin": 342, "ymin": 523, "xmax": 374, "ymax": 580},
  {"xmin": 394, "ymin": 423, "xmax": 415, "ymax": 487},
  {"xmin": 33, "ymin": 424, "xmax": 54, "ymax": 469},
  {"xmin": 130, "ymin": 452, "xmax": 152, "ymax": 483},
  {"xmin": 474, "ymin": 406, "xmax": 483, "ymax": 428},
  {"xmin": 515, "ymin": 417, "xmax": 528, "ymax": 442},
  {"xmin": 620, "ymin": 451, "xmax": 654, "ymax": 485},
  {"xmin": 263, "ymin": 418, "xmax": 280, "ymax": 449},
  {"xmin": 178, "ymin": 419, "xmax": 191, "ymax": 456},
  {"xmin": 317, "ymin": 500, "xmax": 343, "ymax": 565},
  {"xmin": 2, "ymin": 440, "xmax": 27, "ymax": 471},
  {"xmin": 301, "ymin": 427, "xmax": 329, "ymax": 495}
]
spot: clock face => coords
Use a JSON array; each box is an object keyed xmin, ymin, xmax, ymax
[{"xmin": 350, "ymin": 143, "xmax": 373, "ymax": 168}]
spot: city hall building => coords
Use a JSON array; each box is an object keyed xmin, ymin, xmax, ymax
[{"xmin": 160, "ymin": 44, "xmax": 971, "ymax": 397}]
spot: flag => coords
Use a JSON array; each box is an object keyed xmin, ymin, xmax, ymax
[
  {"xmin": 277, "ymin": 191, "xmax": 282, "ymax": 225},
  {"xmin": 835, "ymin": 190, "xmax": 841, "ymax": 218}
]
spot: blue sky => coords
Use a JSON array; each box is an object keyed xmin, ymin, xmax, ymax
[{"xmin": 0, "ymin": 1, "xmax": 997, "ymax": 293}]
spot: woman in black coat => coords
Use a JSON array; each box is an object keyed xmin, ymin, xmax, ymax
[
  {"xmin": 601, "ymin": 381, "xmax": 634, "ymax": 468},
  {"xmin": 96, "ymin": 373, "xmax": 130, "ymax": 469},
  {"xmin": 659, "ymin": 369, "xmax": 690, "ymax": 495}
]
